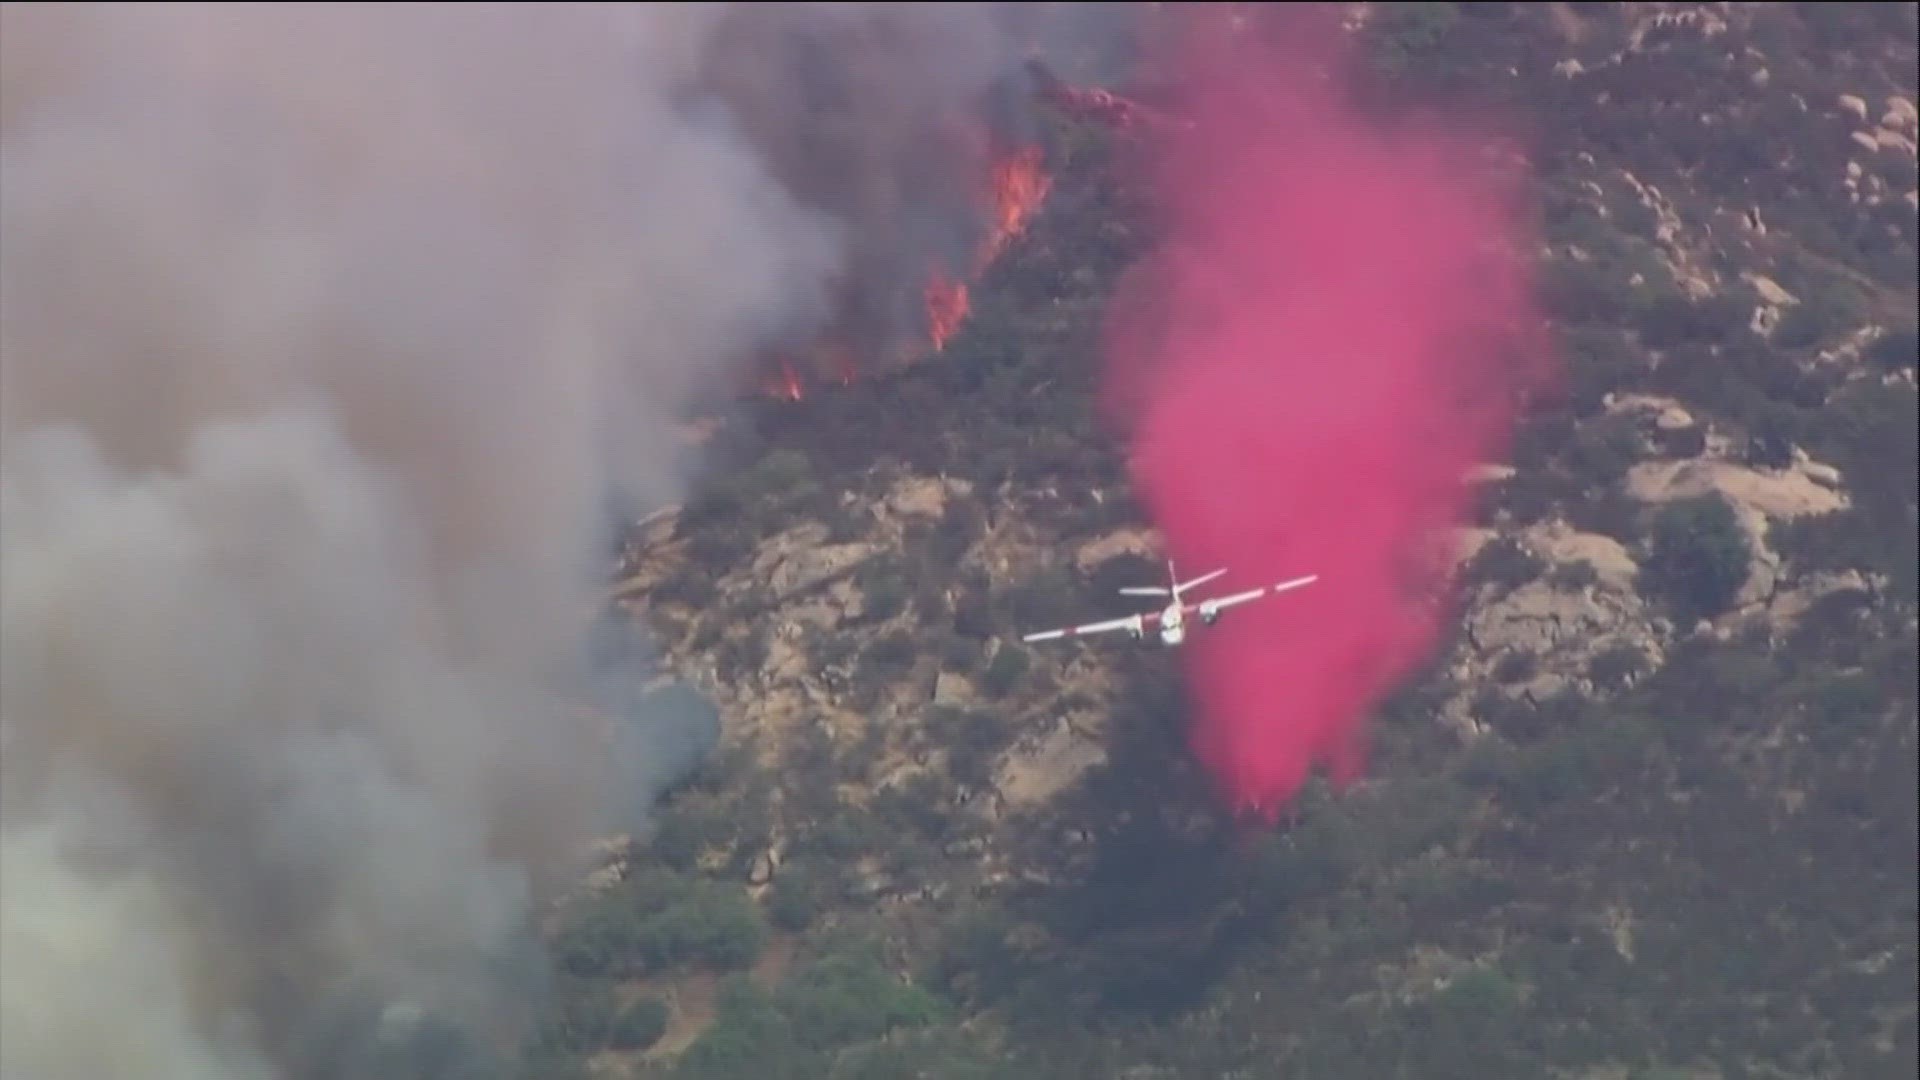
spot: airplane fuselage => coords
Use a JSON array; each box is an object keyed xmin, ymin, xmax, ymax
[
  {"xmin": 1159, "ymin": 602, "xmax": 1187, "ymax": 647},
  {"xmin": 1025, "ymin": 560, "xmax": 1315, "ymax": 651}
]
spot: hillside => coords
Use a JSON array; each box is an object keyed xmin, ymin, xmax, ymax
[{"xmin": 538, "ymin": 5, "xmax": 1918, "ymax": 1080}]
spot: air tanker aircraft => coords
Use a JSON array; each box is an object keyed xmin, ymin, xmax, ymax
[{"xmin": 1021, "ymin": 561, "xmax": 1318, "ymax": 649}]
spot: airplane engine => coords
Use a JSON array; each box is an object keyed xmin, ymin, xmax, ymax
[{"xmin": 1200, "ymin": 603, "xmax": 1220, "ymax": 626}]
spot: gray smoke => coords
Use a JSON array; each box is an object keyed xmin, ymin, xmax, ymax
[
  {"xmin": 691, "ymin": 1, "xmax": 1141, "ymax": 382},
  {"xmin": 0, "ymin": 3, "xmax": 1107, "ymax": 1078}
]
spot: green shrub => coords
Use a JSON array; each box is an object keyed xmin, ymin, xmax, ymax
[
  {"xmin": 951, "ymin": 575, "xmax": 996, "ymax": 640},
  {"xmin": 1547, "ymin": 560, "xmax": 1601, "ymax": 592},
  {"xmin": 554, "ymin": 871, "xmax": 769, "ymax": 979},
  {"xmin": 855, "ymin": 560, "xmax": 909, "ymax": 622},
  {"xmin": 1740, "ymin": 400, "xmax": 1802, "ymax": 470},
  {"xmin": 826, "ymin": 1028, "xmax": 1007, "ymax": 1080},
  {"xmin": 936, "ymin": 634, "xmax": 980, "ymax": 673},
  {"xmin": 1003, "ymin": 568, "xmax": 1084, "ymax": 633},
  {"xmin": 773, "ymin": 948, "xmax": 945, "ymax": 1052},
  {"xmin": 1467, "ymin": 536, "xmax": 1545, "ymax": 594},
  {"xmin": 673, "ymin": 978, "xmax": 803, "ymax": 1080},
  {"xmin": 1651, "ymin": 421, "xmax": 1707, "ymax": 457},
  {"xmin": 1371, "ymin": 1, "xmax": 1461, "ymax": 59},
  {"xmin": 650, "ymin": 803, "xmax": 730, "ymax": 872},
  {"xmin": 1798, "ymin": 671, "xmax": 1882, "ymax": 751},
  {"xmin": 954, "ymin": 709, "xmax": 1009, "ymax": 753},
  {"xmin": 747, "ymin": 449, "xmax": 817, "ymax": 500},
  {"xmin": 1641, "ymin": 494, "xmax": 1752, "ymax": 621},
  {"xmin": 1434, "ymin": 967, "xmax": 1522, "ymax": 1023},
  {"xmin": 767, "ymin": 866, "xmax": 827, "ymax": 932},
  {"xmin": 798, "ymin": 810, "xmax": 888, "ymax": 863},
  {"xmin": 531, "ymin": 982, "xmax": 621, "ymax": 1052},
  {"xmin": 980, "ymin": 645, "xmax": 1030, "ymax": 696},
  {"xmin": 633, "ymin": 887, "xmax": 767, "ymax": 970},
  {"xmin": 1589, "ymin": 643, "xmax": 1651, "ymax": 691},
  {"xmin": 1561, "ymin": 327, "xmax": 1646, "ymax": 414},
  {"xmin": 1771, "ymin": 277, "xmax": 1867, "ymax": 352},
  {"xmin": 862, "ymin": 634, "xmax": 918, "ymax": 679},
  {"xmin": 1493, "ymin": 650, "xmax": 1538, "ymax": 685},
  {"xmin": 515, "ymin": 1050, "xmax": 592, "ymax": 1080},
  {"xmin": 1866, "ymin": 322, "xmax": 1917, "ymax": 372},
  {"xmin": 610, "ymin": 998, "xmax": 670, "ymax": 1052},
  {"xmin": 666, "ymin": 948, "xmax": 945, "ymax": 1077},
  {"xmin": 553, "ymin": 902, "xmax": 644, "ymax": 981},
  {"xmin": 1795, "ymin": 381, "xmax": 1916, "ymax": 594},
  {"xmin": 1568, "ymin": 413, "xmax": 1645, "ymax": 486}
]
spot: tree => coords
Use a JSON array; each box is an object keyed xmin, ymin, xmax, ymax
[
  {"xmin": 673, "ymin": 978, "xmax": 807, "ymax": 1080},
  {"xmin": 747, "ymin": 449, "xmax": 818, "ymax": 502},
  {"xmin": 1567, "ymin": 412, "xmax": 1645, "ymax": 486},
  {"xmin": 1370, "ymin": 2, "xmax": 1462, "ymax": 67},
  {"xmin": 980, "ymin": 645, "xmax": 1030, "ymax": 696},
  {"xmin": 773, "ymin": 947, "xmax": 946, "ymax": 1052},
  {"xmin": 828, "ymin": 1028, "xmax": 1012, "ymax": 1080},
  {"xmin": 1589, "ymin": 643, "xmax": 1650, "ymax": 691},
  {"xmin": 854, "ymin": 558, "xmax": 909, "ymax": 622},
  {"xmin": 527, "ymin": 981, "xmax": 622, "ymax": 1053},
  {"xmin": 1640, "ymin": 494, "xmax": 1752, "ymax": 622},
  {"xmin": 650, "ymin": 802, "xmax": 731, "ymax": 872},
  {"xmin": 1866, "ymin": 322, "xmax": 1917, "ymax": 373},
  {"xmin": 610, "ymin": 999, "xmax": 671, "ymax": 1052},
  {"xmin": 1466, "ymin": 536, "xmax": 1545, "ymax": 595},
  {"xmin": 1002, "ymin": 567, "xmax": 1084, "ymax": 631},
  {"xmin": 1740, "ymin": 400, "xmax": 1801, "ymax": 470},
  {"xmin": 767, "ymin": 865, "xmax": 827, "ymax": 932},
  {"xmin": 554, "ymin": 870, "xmax": 770, "ymax": 979},
  {"xmin": 1559, "ymin": 326, "xmax": 1645, "ymax": 414},
  {"xmin": 1770, "ymin": 276, "xmax": 1866, "ymax": 352}
]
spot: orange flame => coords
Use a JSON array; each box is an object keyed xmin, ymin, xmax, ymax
[
  {"xmin": 976, "ymin": 145, "xmax": 1054, "ymax": 274},
  {"xmin": 762, "ymin": 355, "xmax": 804, "ymax": 402},
  {"xmin": 759, "ymin": 137, "xmax": 1056, "ymax": 398},
  {"xmin": 924, "ymin": 269, "xmax": 970, "ymax": 352},
  {"xmin": 918, "ymin": 142, "xmax": 1051, "ymax": 356}
]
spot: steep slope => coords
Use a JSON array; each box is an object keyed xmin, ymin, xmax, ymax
[{"xmin": 547, "ymin": 5, "xmax": 1917, "ymax": 1079}]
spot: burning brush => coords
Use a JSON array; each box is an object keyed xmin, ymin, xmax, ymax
[
  {"xmin": 1025, "ymin": 56, "xmax": 1192, "ymax": 136},
  {"xmin": 757, "ymin": 131, "xmax": 1055, "ymax": 403},
  {"xmin": 751, "ymin": 57, "xmax": 1181, "ymax": 404}
]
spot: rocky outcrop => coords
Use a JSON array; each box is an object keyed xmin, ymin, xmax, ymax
[
  {"xmin": 1626, "ymin": 456, "xmax": 1848, "ymax": 609},
  {"xmin": 995, "ymin": 714, "xmax": 1108, "ymax": 809},
  {"xmin": 1442, "ymin": 519, "xmax": 1661, "ymax": 738}
]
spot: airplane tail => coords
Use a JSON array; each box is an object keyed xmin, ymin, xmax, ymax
[{"xmin": 1173, "ymin": 567, "xmax": 1228, "ymax": 598}]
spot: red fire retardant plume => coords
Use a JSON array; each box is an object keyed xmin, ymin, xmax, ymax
[{"xmin": 1104, "ymin": 9, "xmax": 1553, "ymax": 821}]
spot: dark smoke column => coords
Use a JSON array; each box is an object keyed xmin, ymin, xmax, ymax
[{"xmin": 1101, "ymin": 6, "xmax": 1554, "ymax": 820}]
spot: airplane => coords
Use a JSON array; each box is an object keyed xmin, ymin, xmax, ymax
[{"xmin": 1020, "ymin": 560, "xmax": 1318, "ymax": 649}]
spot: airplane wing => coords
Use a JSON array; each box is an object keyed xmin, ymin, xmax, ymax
[
  {"xmin": 1022, "ymin": 609, "xmax": 1159, "ymax": 643},
  {"xmin": 1194, "ymin": 574, "xmax": 1319, "ymax": 617},
  {"xmin": 1270, "ymin": 574, "xmax": 1319, "ymax": 596},
  {"xmin": 1197, "ymin": 587, "xmax": 1267, "ymax": 614}
]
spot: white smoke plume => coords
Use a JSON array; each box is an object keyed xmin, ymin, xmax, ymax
[{"xmin": 0, "ymin": 2, "xmax": 1110, "ymax": 1077}]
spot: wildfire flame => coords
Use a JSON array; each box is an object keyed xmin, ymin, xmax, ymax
[
  {"xmin": 1025, "ymin": 56, "xmax": 1182, "ymax": 134},
  {"xmin": 757, "ymin": 66, "xmax": 1120, "ymax": 402},
  {"xmin": 760, "ymin": 355, "xmax": 804, "ymax": 401},
  {"xmin": 919, "ymin": 141, "xmax": 1052, "ymax": 356},
  {"xmin": 923, "ymin": 268, "xmax": 970, "ymax": 353},
  {"xmin": 976, "ymin": 145, "xmax": 1053, "ymax": 274}
]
